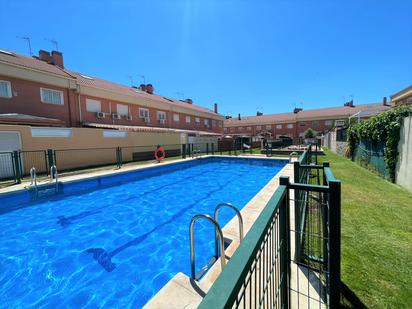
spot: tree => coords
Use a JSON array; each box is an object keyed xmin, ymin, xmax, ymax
[{"xmin": 305, "ymin": 128, "xmax": 315, "ymax": 139}]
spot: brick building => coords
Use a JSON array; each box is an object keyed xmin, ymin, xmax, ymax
[
  {"xmin": 391, "ymin": 84, "xmax": 412, "ymax": 106},
  {"xmin": 0, "ymin": 49, "xmax": 224, "ymax": 135},
  {"xmin": 224, "ymin": 102, "xmax": 391, "ymax": 140}
]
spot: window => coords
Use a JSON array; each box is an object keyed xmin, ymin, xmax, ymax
[
  {"xmin": 31, "ymin": 127, "xmax": 72, "ymax": 138},
  {"xmin": 287, "ymin": 123, "xmax": 294, "ymax": 129},
  {"xmin": 186, "ymin": 115, "xmax": 191, "ymax": 123},
  {"xmin": 238, "ymin": 126, "xmax": 243, "ymax": 131},
  {"xmin": 256, "ymin": 125, "xmax": 262, "ymax": 130},
  {"xmin": 224, "ymin": 127, "xmax": 228, "ymax": 132},
  {"xmin": 157, "ymin": 111, "xmax": 166, "ymax": 121},
  {"xmin": 86, "ymin": 98, "xmax": 101, "ymax": 112},
  {"xmin": 195, "ymin": 117, "xmax": 200, "ymax": 124},
  {"xmin": 117, "ymin": 104, "xmax": 128, "ymax": 116},
  {"xmin": 40, "ymin": 88, "xmax": 64, "ymax": 105},
  {"xmin": 204, "ymin": 119, "xmax": 209, "ymax": 126},
  {"xmin": 247, "ymin": 126, "xmax": 252, "ymax": 131},
  {"xmin": 266, "ymin": 125, "xmax": 272, "ymax": 130},
  {"xmin": 325, "ymin": 120, "xmax": 333, "ymax": 126},
  {"xmin": 139, "ymin": 108, "xmax": 149, "ymax": 118},
  {"xmin": 173, "ymin": 113, "xmax": 180, "ymax": 122},
  {"xmin": 0, "ymin": 80, "xmax": 12, "ymax": 98},
  {"xmin": 299, "ymin": 122, "xmax": 306, "ymax": 127},
  {"xmin": 218, "ymin": 121, "xmax": 223, "ymax": 127},
  {"xmin": 276, "ymin": 124, "xmax": 282, "ymax": 129},
  {"xmin": 312, "ymin": 120, "xmax": 320, "ymax": 128},
  {"xmin": 103, "ymin": 130, "xmax": 128, "ymax": 138},
  {"xmin": 212, "ymin": 120, "xmax": 217, "ymax": 127}
]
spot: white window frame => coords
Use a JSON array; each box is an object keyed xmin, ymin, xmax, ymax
[
  {"xmin": 139, "ymin": 108, "xmax": 150, "ymax": 118},
  {"xmin": 266, "ymin": 125, "xmax": 272, "ymax": 130},
  {"xmin": 117, "ymin": 104, "xmax": 129, "ymax": 116},
  {"xmin": 157, "ymin": 111, "xmax": 166, "ymax": 121},
  {"xmin": 186, "ymin": 115, "xmax": 191, "ymax": 123},
  {"xmin": 40, "ymin": 87, "xmax": 64, "ymax": 105},
  {"xmin": 325, "ymin": 120, "xmax": 333, "ymax": 126},
  {"xmin": 173, "ymin": 113, "xmax": 180, "ymax": 122},
  {"xmin": 276, "ymin": 124, "xmax": 282, "ymax": 129},
  {"xmin": 204, "ymin": 119, "xmax": 209, "ymax": 126},
  {"xmin": 256, "ymin": 125, "xmax": 262, "ymax": 130},
  {"xmin": 85, "ymin": 98, "xmax": 102, "ymax": 113},
  {"xmin": 287, "ymin": 123, "xmax": 294, "ymax": 129},
  {"xmin": 0, "ymin": 80, "xmax": 12, "ymax": 98},
  {"xmin": 31, "ymin": 127, "xmax": 72, "ymax": 138},
  {"xmin": 247, "ymin": 126, "xmax": 252, "ymax": 131},
  {"xmin": 195, "ymin": 117, "xmax": 200, "ymax": 124}
]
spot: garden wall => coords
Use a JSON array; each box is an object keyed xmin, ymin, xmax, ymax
[{"xmin": 395, "ymin": 116, "xmax": 412, "ymax": 192}]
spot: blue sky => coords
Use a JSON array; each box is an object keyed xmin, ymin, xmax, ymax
[{"xmin": 1, "ymin": 0, "xmax": 411, "ymax": 116}]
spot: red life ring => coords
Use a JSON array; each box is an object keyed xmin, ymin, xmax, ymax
[{"xmin": 154, "ymin": 147, "xmax": 166, "ymax": 161}]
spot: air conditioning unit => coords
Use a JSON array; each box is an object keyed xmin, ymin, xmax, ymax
[
  {"xmin": 335, "ymin": 120, "xmax": 345, "ymax": 127},
  {"xmin": 158, "ymin": 119, "xmax": 166, "ymax": 124},
  {"xmin": 112, "ymin": 113, "xmax": 121, "ymax": 120},
  {"xmin": 97, "ymin": 112, "xmax": 105, "ymax": 119},
  {"xmin": 143, "ymin": 117, "xmax": 150, "ymax": 123},
  {"xmin": 126, "ymin": 115, "xmax": 133, "ymax": 120}
]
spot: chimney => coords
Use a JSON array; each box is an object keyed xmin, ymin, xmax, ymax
[
  {"xmin": 238, "ymin": 113, "xmax": 241, "ymax": 120},
  {"xmin": 51, "ymin": 50, "xmax": 64, "ymax": 68},
  {"xmin": 383, "ymin": 96, "xmax": 388, "ymax": 106},
  {"xmin": 38, "ymin": 50, "xmax": 52, "ymax": 63},
  {"xmin": 139, "ymin": 84, "xmax": 146, "ymax": 91},
  {"xmin": 146, "ymin": 84, "xmax": 154, "ymax": 94},
  {"xmin": 256, "ymin": 111, "xmax": 263, "ymax": 116},
  {"xmin": 344, "ymin": 100, "xmax": 354, "ymax": 107},
  {"xmin": 293, "ymin": 108, "xmax": 303, "ymax": 114},
  {"xmin": 214, "ymin": 103, "xmax": 218, "ymax": 113},
  {"xmin": 185, "ymin": 98, "xmax": 193, "ymax": 104}
]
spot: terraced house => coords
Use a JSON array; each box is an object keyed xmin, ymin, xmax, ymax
[
  {"xmin": 0, "ymin": 48, "xmax": 224, "ymax": 135},
  {"xmin": 224, "ymin": 101, "xmax": 391, "ymax": 140}
]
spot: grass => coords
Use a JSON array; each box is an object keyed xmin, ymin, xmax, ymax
[{"xmin": 320, "ymin": 149, "xmax": 412, "ymax": 308}]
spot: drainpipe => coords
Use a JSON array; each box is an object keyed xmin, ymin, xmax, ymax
[{"xmin": 77, "ymin": 87, "xmax": 82, "ymax": 124}]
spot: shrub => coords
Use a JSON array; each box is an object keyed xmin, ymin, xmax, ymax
[
  {"xmin": 305, "ymin": 128, "xmax": 315, "ymax": 139},
  {"xmin": 346, "ymin": 106, "xmax": 412, "ymax": 182}
]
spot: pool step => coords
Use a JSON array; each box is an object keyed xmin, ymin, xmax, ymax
[{"xmin": 28, "ymin": 182, "xmax": 62, "ymax": 201}]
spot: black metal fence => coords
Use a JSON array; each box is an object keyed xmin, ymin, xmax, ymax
[{"xmin": 2, "ymin": 142, "xmax": 246, "ymax": 183}]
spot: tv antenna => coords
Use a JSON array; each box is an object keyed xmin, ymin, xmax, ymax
[
  {"xmin": 139, "ymin": 75, "xmax": 146, "ymax": 84},
  {"xmin": 16, "ymin": 36, "xmax": 32, "ymax": 55},
  {"xmin": 45, "ymin": 38, "xmax": 59, "ymax": 51}
]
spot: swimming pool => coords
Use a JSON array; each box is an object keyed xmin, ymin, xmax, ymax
[{"xmin": 0, "ymin": 157, "xmax": 286, "ymax": 308}]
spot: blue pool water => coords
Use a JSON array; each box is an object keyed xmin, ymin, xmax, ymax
[{"xmin": 0, "ymin": 157, "xmax": 286, "ymax": 308}]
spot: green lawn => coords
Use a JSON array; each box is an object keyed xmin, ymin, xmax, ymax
[{"xmin": 320, "ymin": 149, "xmax": 412, "ymax": 308}]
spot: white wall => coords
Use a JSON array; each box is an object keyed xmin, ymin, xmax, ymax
[{"xmin": 396, "ymin": 116, "xmax": 412, "ymax": 192}]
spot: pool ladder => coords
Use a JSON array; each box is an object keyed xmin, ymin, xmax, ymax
[
  {"xmin": 50, "ymin": 165, "xmax": 59, "ymax": 192},
  {"xmin": 30, "ymin": 167, "xmax": 38, "ymax": 195},
  {"xmin": 189, "ymin": 203, "xmax": 243, "ymax": 280}
]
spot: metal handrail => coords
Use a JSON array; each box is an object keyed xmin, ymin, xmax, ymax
[
  {"xmin": 30, "ymin": 167, "xmax": 37, "ymax": 186},
  {"xmin": 50, "ymin": 165, "xmax": 58, "ymax": 191},
  {"xmin": 190, "ymin": 214, "xmax": 226, "ymax": 280},
  {"xmin": 214, "ymin": 203, "xmax": 243, "ymax": 257},
  {"xmin": 289, "ymin": 151, "xmax": 299, "ymax": 163}
]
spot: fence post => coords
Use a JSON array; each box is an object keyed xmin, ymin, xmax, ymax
[
  {"xmin": 182, "ymin": 144, "xmax": 186, "ymax": 159},
  {"xmin": 206, "ymin": 143, "xmax": 209, "ymax": 155},
  {"xmin": 211, "ymin": 143, "xmax": 214, "ymax": 155},
  {"xmin": 293, "ymin": 161, "xmax": 302, "ymax": 262},
  {"xmin": 12, "ymin": 151, "xmax": 22, "ymax": 184},
  {"xmin": 116, "ymin": 147, "xmax": 122, "ymax": 168},
  {"xmin": 328, "ymin": 178, "xmax": 341, "ymax": 308},
  {"xmin": 47, "ymin": 149, "xmax": 55, "ymax": 171},
  {"xmin": 265, "ymin": 144, "xmax": 269, "ymax": 157},
  {"xmin": 279, "ymin": 176, "xmax": 290, "ymax": 308}
]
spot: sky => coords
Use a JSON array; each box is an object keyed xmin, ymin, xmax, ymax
[{"xmin": 1, "ymin": 0, "xmax": 411, "ymax": 116}]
